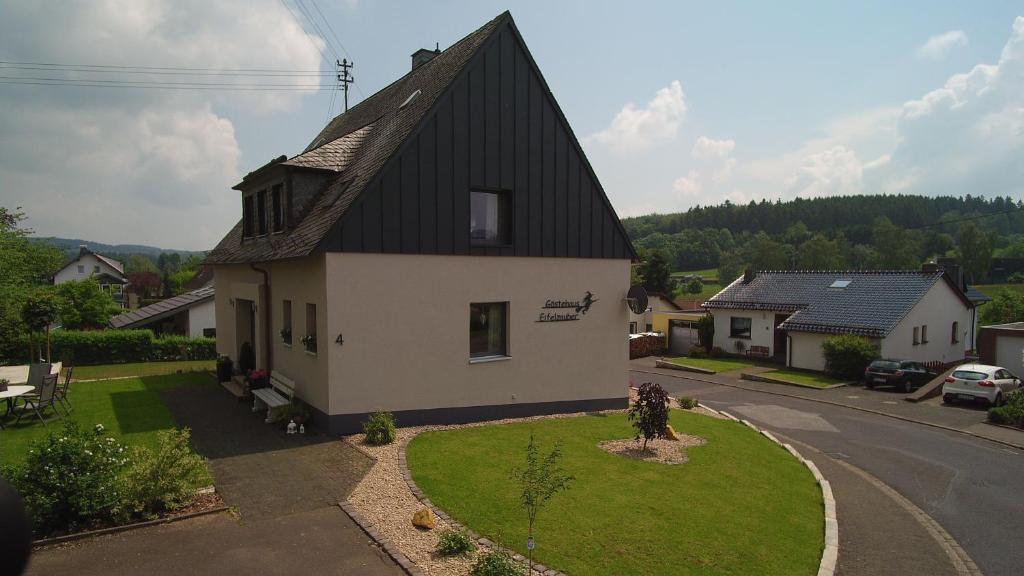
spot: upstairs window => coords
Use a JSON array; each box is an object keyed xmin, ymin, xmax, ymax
[
  {"xmin": 913, "ymin": 326, "xmax": 920, "ymax": 345},
  {"xmin": 93, "ymin": 265, "xmax": 100, "ymax": 273},
  {"xmin": 256, "ymin": 189, "xmax": 268, "ymax": 236},
  {"xmin": 77, "ymin": 265, "xmax": 84, "ymax": 273},
  {"xmin": 951, "ymin": 321, "xmax": 960, "ymax": 344},
  {"xmin": 272, "ymin": 184, "xmax": 284, "ymax": 233},
  {"xmin": 470, "ymin": 190, "xmax": 511, "ymax": 246},
  {"xmin": 921, "ymin": 324, "xmax": 929, "ymax": 344},
  {"xmin": 242, "ymin": 195, "xmax": 255, "ymax": 238}
]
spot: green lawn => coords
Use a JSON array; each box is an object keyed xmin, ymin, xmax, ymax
[
  {"xmin": 975, "ymin": 283, "xmax": 1023, "ymax": 297},
  {"xmin": 668, "ymin": 356, "xmax": 772, "ymax": 373},
  {"xmin": 408, "ymin": 411, "xmax": 822, "ymax": 576},
  {"xmin": 0, "ymin": 372, "xmax": 213, "ymax": 466},
  {"xmin": 72, "ymin": 360, "xmax": 215, "ymax": 380},
  {"xmin": 671, "ymin": 267, "xmax": 719, "ymax": 282},
  {"xmin": 763, "ymin": 369, "xmax": 844, "ymax": 388}
]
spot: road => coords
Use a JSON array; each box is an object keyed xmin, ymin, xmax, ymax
[{"xmin": 632, "ymin": 368, "xmax": 1024, "ymax": 576}]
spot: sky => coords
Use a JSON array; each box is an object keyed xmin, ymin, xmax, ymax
[{"xmin": 0, "ymin": 1, "xmax": 1022, "ymax": 250}]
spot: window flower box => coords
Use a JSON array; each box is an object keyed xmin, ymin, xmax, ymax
[{"xmin": 300, "ymin": 334, "xmax": 317, "ymax": 354}]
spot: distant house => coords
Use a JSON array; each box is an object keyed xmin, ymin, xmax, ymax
[
  {"xmin": 53, "ymin": 245, "xmax": 128, "ymax": 307},
  {"xmin": 108, "ymin": 286, "xmax": 215, "ymax": 337},
  {"xmin": 704, "ymin": 264, "xmax": 982, "ymax": 371},
  {"xmin": 628, "ymin": 292, "xmax": 679, "ymax": 334}
]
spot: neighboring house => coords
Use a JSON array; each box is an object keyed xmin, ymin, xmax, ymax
[
  {"xmin": 704, "ymin": 265, "xmax": 977, "ymax": 371},
  {"xmin": 205, "ymin": 12, "xmax": 636, "ymax": 434},
  {"xmin": 53, "ymin": 245, "xmax": 128, "ymax": 307},
  {"xmin": 978, "ymin": 323, "xmax": 1024, "ymax": 378},
  {"xmin": 628, "ymin": 292, "xmax": 679, "ymax": 334},
  {"xmin": 109, "ymin": 286, "xmax": 216, "ymax": 338}
]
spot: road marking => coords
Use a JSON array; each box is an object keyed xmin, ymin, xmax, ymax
[
  {"xmin": 1001, "ymin": 448, "xmax": 1018, "ymax": 455},
  {"xmin": 846, "ymin": 395, "xmax": 860, "ymax": 399}
]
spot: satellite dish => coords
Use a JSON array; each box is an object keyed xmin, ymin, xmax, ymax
[{"xmin": 626, "ymin": 285, "xmax": 649, "ymax": 315}]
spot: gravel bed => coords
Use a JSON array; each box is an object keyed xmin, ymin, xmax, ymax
[{"xmin": 598, "ymin": 435, "xmax": 707, "ymax": 465}]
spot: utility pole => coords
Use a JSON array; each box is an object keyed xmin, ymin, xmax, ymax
[{"xmin": 337, "ymin": 58, "xmax": 354, "ymax": 112}]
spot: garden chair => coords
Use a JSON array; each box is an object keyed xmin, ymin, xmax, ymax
[
  {"xmin": 15, "ymin": 373, "xmax": 62, "ymax": 427},
  {"xmin": 25, "ymin": 363, "xmax": 51, "ymax": 395},
  {"xmin": 54, "ymin": 365, "xmax": 73, "ymax": 415}
]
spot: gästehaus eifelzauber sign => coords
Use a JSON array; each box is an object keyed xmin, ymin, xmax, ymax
[{"xmin": 536, "ymin": 291, "xmax": 598, "ymax": 323}]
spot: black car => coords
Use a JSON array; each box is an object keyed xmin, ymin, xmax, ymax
[{"xmin": 863, "ymin": 359, "xmax": 936, "ymax": 393}]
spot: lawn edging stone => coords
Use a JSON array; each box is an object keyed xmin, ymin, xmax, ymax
[
  {"xmin": 655, "ymin": 358, "xmax": 717, "ymax": 374},
  {"xmin": 397, "ymin": 435, "xmax": 568, "ymax": 576},
  {"xmin": 717, "ymin": 409, "xmax": 838, "ymax": 576},
  {"xmin": 739, "ymin": 371, "xmax": 848, "ymax": 390}
]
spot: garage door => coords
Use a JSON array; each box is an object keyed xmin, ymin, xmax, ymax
[{"xmin": 669, "ymin": 320, "xmax": 697, "ymax": 355}]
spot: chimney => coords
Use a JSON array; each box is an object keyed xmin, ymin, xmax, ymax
[
  {"xmin": 78, "ymin": 244, "xmax": 89, "ymax": 258},
  {"xmin": 743, "ymin": 269, "xmax": 756, "ymax": 284},
  {"xmin": 411, "ymin": 44, "xmax": 441, "ymax": 70},
  {"xmin": 935, "ymin": 258, "xmax": 966, "ymax": 289}
]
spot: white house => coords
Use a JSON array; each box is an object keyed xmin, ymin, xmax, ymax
[
  {"xmin": 628, "ymin": 292, "xmax": 680, "ymax": 334},
  {"xmin": 53, "ymin": 245, "xmax": 128, "ymax": 307},
  {"xmin": 704, "ymin": 265, "xmax": 978, "ymax": 371},
  {"xmin": 108, "ymin": 285, "xmax": 216, "ymax": 338}
]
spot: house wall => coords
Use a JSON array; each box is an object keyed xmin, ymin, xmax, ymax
[
  {"xmin": 53, "ymin": 253, "xmax": 122, "ymax": 285},
  {"xmin": 789, "ymin": 332, "xmax": 832, "ymax": 371},
  {"xmin": 628, "ymin": 294, "xmax": 675, "ymax": 333},
  {"xmin": 711, "ymin": 308, "xmax": 785, "ymax": 355},
  {"xmin": 187, "ymin": 300, "xmax": 216, "ymax": 338},
  {"xmin": 880, "ymin": 281, "xmax": 972, "ymax": 364},
  {"xmin": 978, "ymin": 327, "xmax": 1024, "ymax": 377},
  {"xmin": 213, "ymin": 258, "xmax": 329, "ymax": 415},
  {"xmin": 323, "ymin": 252, "xmax": 629, "ymax": 432}
]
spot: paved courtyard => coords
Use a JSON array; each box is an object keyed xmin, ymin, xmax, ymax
[{"xmin": 26, "ymin": 380, "xmax": 402, "ymax": 576}]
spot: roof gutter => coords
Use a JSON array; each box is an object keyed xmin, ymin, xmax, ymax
[{"xmin": 250, "ymin": 263, "xmax": 272, "ymax": 373}]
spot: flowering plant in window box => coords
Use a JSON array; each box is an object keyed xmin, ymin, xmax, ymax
[
  {"xmin": 300, "ymin": 334, "xmax": 317, "ymax": 353},
  {"xmin": 246, "ymin": 368, "xmax": 269, "ymax": 390},
  {"xmin": 279, "ymin": 328, "xmax": 292, "ymax": 344}
]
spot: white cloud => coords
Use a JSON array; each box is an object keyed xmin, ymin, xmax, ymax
[
  {"xmin": 692, "ymin": 136, "xmax": 735, "ymax": 160},
  {"xmin": 587, "ymin": 81, "xmax": 687, "ymax": 153},
  {"xmin": 785, "ymin": 146, "xmax": 864, "ymax": 197},
  {"xmin": 918, "ymin": 30, "xmax": 969, "ymax": 60},
  {"xmin": 0, "ymin": 0, "xmax": 325, "ymax": 249},
  {"xmin": 673, "ymin": 170, "xmax": 702, "ymax": 198}
]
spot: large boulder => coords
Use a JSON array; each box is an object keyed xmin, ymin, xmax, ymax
[{"xmin": 412, "ymin": 507, "xmax": 436, "ymax": 529}]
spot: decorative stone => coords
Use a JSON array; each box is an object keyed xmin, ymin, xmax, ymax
[
  {"xmin": 412, "ymin": 507, "xmax": 435, "ymax": 529},
  {"xmin": 664, "ymin": 424, "xmax": 679, "ymax": 441}
]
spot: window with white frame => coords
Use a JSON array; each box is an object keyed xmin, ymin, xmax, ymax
[{"xmin": 470, "ymin": 302, "xmax": 508, "ymax": 358}]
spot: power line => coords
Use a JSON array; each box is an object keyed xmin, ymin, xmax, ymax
[
  {"xmin": 0, "ymin": 78, "xmax": 324, "ymax": 91},
  {"xmin": 293, "ymin": 0, "xmax": 339, "ymax": 61},
  {"xmin": 276, "ymin": 0, "xmax": 331, "ymax": 65},
  {"xmin": 307, "ymin": 0, "xmax": 352, "ymax": 61},
  {"xmin": 0, "ymin": 60, "xmax": 332, "ymax": 73}
]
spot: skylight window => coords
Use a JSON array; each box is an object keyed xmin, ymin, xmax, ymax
[
  {"xmin": 400, "ymin": 89, "xmax": 422, "ymax": 109},
  {"xmin": 830, "ymin": 279, "xmax": 852, "ymax": 288}
]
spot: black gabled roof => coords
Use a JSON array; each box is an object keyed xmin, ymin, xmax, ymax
[
  {"xmin": 207, "ymin": 13, "xmax": 506, "ymax": 264},
  {"xmin": 704, "ymin": 270, "xmax": 974, "ymax": 338},
  {"xmin": 109, "ymin": 285, "xmax": 214, "ymax": 329}
]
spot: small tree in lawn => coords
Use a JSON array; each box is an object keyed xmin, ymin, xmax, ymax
[
  {"xmin": 20, "ymin": 290, "xmax": 59, "ymax": 361},
  {"xmin": 628, "ymin": 382, "xmax": 670, "ymax": 451},
  {"xmin": 510, "ymin": 434, "xmax": 573, "ymax": 574}
]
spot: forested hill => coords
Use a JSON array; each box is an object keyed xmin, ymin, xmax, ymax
[
  {"xmin": 622, "ymin": 195, "xmax": 1024, "ymax": 243},
  {"xmin": 621, "ymin": 194, "xmax": 1024, "ymax": 284}
]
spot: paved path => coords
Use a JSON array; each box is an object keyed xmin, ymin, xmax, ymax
[
  {"xmin": 27, "ymin": 381, "xmax": 402, "ymax": 576},
  {"xmin": 633, "ymin": 360, "xmax": 1021, "ymax": 576}
]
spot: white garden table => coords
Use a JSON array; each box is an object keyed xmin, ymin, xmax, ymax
[{"xmin": 0, "ymin": 385, "xmax": 34, "ymax": 420}]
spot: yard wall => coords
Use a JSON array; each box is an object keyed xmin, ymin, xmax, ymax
[{"xmin": 323, "ymin": 253, "xmax": 630, "ymax": 433}]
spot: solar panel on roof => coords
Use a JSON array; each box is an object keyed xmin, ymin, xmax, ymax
[{"xmin": 830, "ymin": 279, "xmax": 851, "ymax": 288}]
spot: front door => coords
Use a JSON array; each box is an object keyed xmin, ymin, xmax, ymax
[{"xmin": 773, "ymin": 314, "xmax": 788, "ymax": 362}]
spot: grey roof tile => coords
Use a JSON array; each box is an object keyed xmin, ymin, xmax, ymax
[
  {"xmin": 109, "ymin": 285, "xmax": 214, "ymax": 329},
  {"xmin": 704, "ymin": 270, "xmax": 970, "ymax": 338}
]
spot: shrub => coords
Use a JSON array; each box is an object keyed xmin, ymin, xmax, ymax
[
  {"xmin": 119, "ymin": 428, "xmax": 211, "ymax": 519},
  {"xmin": 1008, "ymin": 272, "xmax": 1024, "ymax": 284},
  {"xmin": 470, "ymin": 551, "xmax": 520, "ymax": 576},
  {"xmin": 0, "ymin": 329, "xmax": 217, "ymax": 365},
  {"xmin": 987, "ymin": 389, "xmax": 1024, "ymax": 428},
  {"xmin": 1, "ymin": 422, "xmax": 129, "ymax": 534},
  {"xmin": 822, "ymin": 334, "xmax": 878, "ymax": 379},
  {"xmin": 436, "ymin": 528, "xmax": 477, "ymax": 556},
  {"xmin": 687, "ymin": 345, "xmax": 708, "ymax": 358},
  {"xmin": 710, "ymin": 346, "xmax": 726, "ymax": 358},
  {"xmin": 628, "ymin": 382, "xmax": 671, "ymax": 450},
  {"xmin": 150, "ymin": 335, "xmax": 217, "ymax": 361},
  {"xmin": 677, "ymin": 396, "xmax": 699, "ymax": 409},
  {"xmin": 363, "ymin": 411, "xmax": 397, "ymax": 445},
  {"xmin": 697, "ymin": 314, "xmax": 714, "ymax": 350},
  {"xmin": 687, "ymin": 278, "xmax": 703, "ymax": 295}
]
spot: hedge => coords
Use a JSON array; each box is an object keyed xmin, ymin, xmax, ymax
[
  {"xmin": 1, "ymin": 329, "xmax": 217, "ymax": 366},
  {"xmin": 822, "ymin": 334, "xmax": 878, "ymax": 379}
]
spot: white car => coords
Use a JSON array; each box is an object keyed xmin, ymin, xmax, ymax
[{"xmin": 942, "ymin": 364, "xmax": 1021, "ymax": 406}]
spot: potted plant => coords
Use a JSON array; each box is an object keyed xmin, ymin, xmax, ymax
[
  {"xmin": 279, "ymin": 327, "xmax": 292, "ymax": 345},
  {"xmin": 216, "ymin": 355, "xmax": 233, "ymax": 383},
  {"xmin": 300, "ymin": 334, "xmax": 317, "ymax": 354},
  {"xmin": 246, "ymin": 368, "xmax": 269, "ymax": 391},
  {"xmin": 276, "ymin": 402, "xmax": 310, "ymax": 429}
]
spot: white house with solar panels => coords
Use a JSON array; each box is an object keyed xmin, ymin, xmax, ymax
[{"xmin": 703, "ymin": 264, "xmax": 987, "ymax": 372}]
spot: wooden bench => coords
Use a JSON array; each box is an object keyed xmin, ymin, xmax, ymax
[
  {"xmin": 746, "ymin": 345, "xmax": 770, "ymax": 358},
  {"xmin": 252, "ymin": 370, "xmax": 295, "ymax": 423}
]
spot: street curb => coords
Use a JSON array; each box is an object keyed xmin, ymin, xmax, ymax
[
  {"xmin": 337, "ymin": 500, "xmax": 426, "ymax": 576},
  {"xmin": 631, "ymin": 367, "xmax": 1024, "ymax": 451},
  {"xmin": 655, "ymin": 359, "xmax": 717, "ymax": 374},
  {"xmin": 32, "ymin": 505, "xmax": 230, "ymax": 548},
  {"xmin": 717, "ymin": 408, "xmax": 838, "ymax": 576},
  {"xmin": 739, "ymin": 371, "xmax": 848, "ymax": 390}
]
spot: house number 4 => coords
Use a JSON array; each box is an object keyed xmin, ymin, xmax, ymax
[{"xmin": 335, "ymin": 333, "xmax": 344, "ymax": 345}]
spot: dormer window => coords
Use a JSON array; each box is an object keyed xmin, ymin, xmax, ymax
[
  {"xmin": 272, "ymin": 184, "xmax": 284, "ymax": 233},
  {"xmin": 256, "ymin": 189, "xmax": 268, "ymax": 236},
  {"xmin": 242, "ymin": 195, "xmax": 255, "ymax": 238}
]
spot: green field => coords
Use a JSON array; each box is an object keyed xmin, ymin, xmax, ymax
[
  {"xmin": 763, "ymin": 369, "xmax": 844, "ymax": 388},
  {"xmin": 671, "ymin": 267, "xmax": 719, "ymax": 281},
  {"xmin": 72, "ymin": 360, "xmax": 215, "ymax": 380},
  {"xmin": 668, "ymin": 356, "xmax": 773, "ymax": 373},
  {"xmin": 0, "ymin": 372, "xmax": 212, "ymax": 466},
  {"xmin": 975, "ymin": 284, "xmax": 1023, "ymax": 297},
  {"xmin": 407, "ymin": 410, "xmax": 823, "ymax": 576}
]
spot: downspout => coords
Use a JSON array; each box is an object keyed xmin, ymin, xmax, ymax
[{"xmin": 250, "ymin": 263, "xmax": 272, "ymax": 372}]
